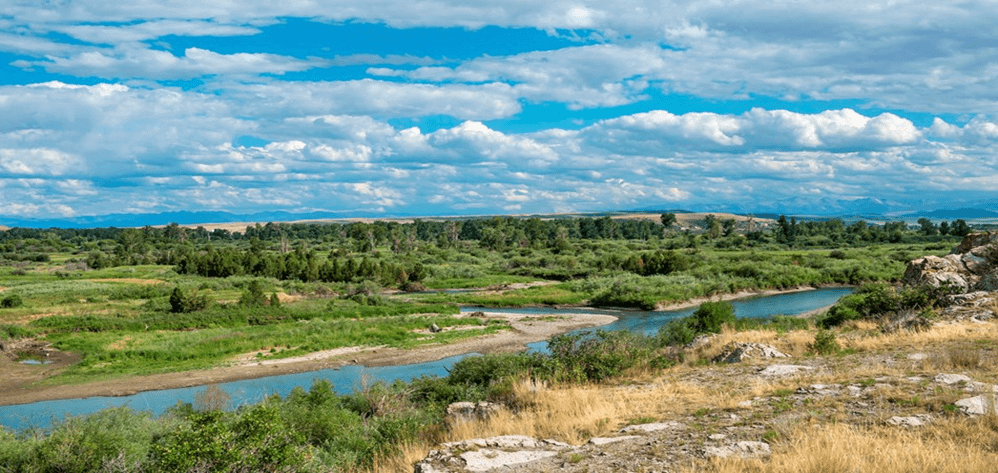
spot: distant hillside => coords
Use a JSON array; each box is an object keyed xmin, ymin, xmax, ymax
[{"xmin": 920, "ymin": 208, "xmax": 998, "ymax": 219}]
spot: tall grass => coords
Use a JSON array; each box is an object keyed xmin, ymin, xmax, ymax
[{"xmin": 698, "ymin": 419, "xmax": 998, "ymax": 473}]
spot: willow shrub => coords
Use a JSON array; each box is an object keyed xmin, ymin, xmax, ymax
[{"xmin": 658, "ymin": 301, "xmax": 735, "ymax": 346}]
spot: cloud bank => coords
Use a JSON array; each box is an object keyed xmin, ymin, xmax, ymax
[{"xmin": 0, "ymin": 1, "xmax": 997, "ymax": 218}]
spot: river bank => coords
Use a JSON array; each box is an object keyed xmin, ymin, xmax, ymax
[
  {"xmin": 0, "ymin": 309, "xmax": 617, "ymax": 407},
  {"xmin": 0, "ymin": 286, "xmax": 844, "ymax": 407}
]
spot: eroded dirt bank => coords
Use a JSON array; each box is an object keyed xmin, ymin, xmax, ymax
[{"xmin": 0, "ymin": 310, "xmax": 616, "ymax": 406}]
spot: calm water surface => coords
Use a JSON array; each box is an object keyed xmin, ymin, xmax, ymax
[{"xmin": 0, "ymin": 287, "xmax": 852, "ymax": 431}]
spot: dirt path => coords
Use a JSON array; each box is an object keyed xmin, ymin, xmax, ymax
[{"xmin": 0, "ymin": 310, "xmax": 617, "ymax": 406}]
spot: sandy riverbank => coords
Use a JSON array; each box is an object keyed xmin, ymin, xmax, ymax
[
  {"xmin": 0, "ymin": 310, "xmax": 617, "ymax": 406},
  {"xmin": 0, "ymin": 286, "xmax": 845, "ymax": 406}
]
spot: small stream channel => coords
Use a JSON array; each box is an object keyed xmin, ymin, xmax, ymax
[{"xmin": 0, "ymin": 287, "xmax": 852, "ymax": 431}]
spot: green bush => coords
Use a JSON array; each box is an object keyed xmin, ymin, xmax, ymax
[
  {"xmin": 546, "ymin": 330, "xmax": 654, "ymax": 383},
  {"xmin": 23, "ymin": 407, "xmax": 166, "ymax": 473},
  {"xmin": 809, "ymin": 329, "xmax": 840, "ymax": 355},
  {"xmin": 0, "ymin": 294, "xmax": 23, "ymax": 309},
  {"xmin": 0, "ymin": 324, "xmax": 34, "ymax": 340},
  {"xmin": 658, "ymin": 301, "xmax": 736, "ymax": 346}
]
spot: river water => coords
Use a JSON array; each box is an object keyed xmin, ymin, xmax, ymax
[{"xmin": 0, "ymin": 287, "xmax": 851, "ymax": 431}]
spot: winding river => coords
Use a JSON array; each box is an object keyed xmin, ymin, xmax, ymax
[{"xmin": 0, "ymin": 287, "xmax": 852, "ymax": 431}]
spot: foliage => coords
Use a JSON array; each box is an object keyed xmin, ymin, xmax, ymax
[
  {"xmin": 809, "ymin": 329, "xmax": 840, "ymax": 355},
  {"xmin": 658, "ymin": 301, "xmax": 736, "ymax": 346},
  {"xmin": 168, "ymin": 286, "xmax": 209, "ymax": 313},
  {"xmin": 2, "ymin": 407, "xmax": 167, "ymax": 473},
  {"xmin": 0, "ymin": 293, "xmax": 22, "ymax": 308},
  {"xmin": 820, "ymin": 282, "xmax": 961, "ymax": 328},
  {"xmin": 0, "ymin": 323, "xmax": 34, "ymax": 340}
]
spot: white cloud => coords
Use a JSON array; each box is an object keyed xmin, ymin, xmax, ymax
[
  {"xmin": 0, "ymin": 148, "xmax": 81, "ymax": 175},
  {"xmin": 29, "ymin": 46, "xmax": 324, "ymax": 80},
  {"xmin": 226, "ymin": 80, "xmax": 521, "ymax": 121}
]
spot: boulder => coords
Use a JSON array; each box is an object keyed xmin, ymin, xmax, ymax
[
  {"xmin": 445, "ymin": 401, "xmax": 503, "ymax": 423},
  {"xmin": 901, "ymin": 255, "xmax": 971, "ymax": 291},
  {"xmin": 955, "ymin": 394, "xmax": 998, "ymax": 416},
  {"xmin": 934, "ymin": 373, "xmax": 972, "ymax": 385},
  {"xmin": 413, "ymin": 436, "xmax": 571, "ymax": 473},
  {"xmin": 886, "ymin": 415, "xmax": 931, "ymax": 427},
  {"xmin": 713, "ymin": 342, "xmax": 789, "ymax": 363},
  {"xmin": 902, "ymin": 233, "xmax": 997, "ymax": 293}
]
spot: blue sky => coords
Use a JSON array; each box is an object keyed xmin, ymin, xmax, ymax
[{"xmin": 1, "ymin": 1, "xmax": 997, "ymax": 220}]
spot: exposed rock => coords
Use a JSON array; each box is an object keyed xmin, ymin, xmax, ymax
[
  {"xmin": 887, "ymin": 415, "xmax": 931, "ymax": 427},
  {"xmin": 955, "ymin": 232, "xmax": 998, "ymax": 255},
  {"xmin": 619, "ymin": 421, "xmax": 685, "ymax": 434},
  {"xmin": 413, "ymin": 436, "xmax": 571, "ymax": 473},
  {"xmin": 902, "ymin": 254, "xmax": 972, "ymax": 291},
  {"xmin": 445, "ymin": 402, "xmax": 503, "ymax": 423},
  {"xmin": 758, "ymin": 364, "xmax": 814, "ymax": 377},
  {"xmin": 687, "ymin": 333, "xmax": 718, "ymax": 350},
  {"xmin": 956, "ymin": 394, "xmax": 998, "ymax": 416},
  {"xmin": 902, "ymin": 233, "xmax": 997, "ymax": 292},
  {"xmin": 941, "ymin": 292, "xmax": 997, "ymax": 321},
  {"xmin": 881, "ymin": 311, "xmax": 933, "ymax": 333},
  {"xmin": 703, "ymin": 441, "xmax": 771, "ymax": 459},
  {"xmin": 588, "ymin": 436, "xmax": 640, "ymax": 446},
  {"xmin": 934, "ymin": 373, "xmax": 972, "ymax": 385},
  {"xmin": 713, "ymin": 342, "xmax": 789, "ymax": 363}
]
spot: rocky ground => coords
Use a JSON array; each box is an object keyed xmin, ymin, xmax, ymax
[
  {"xmin": 415, "ymin": 320, "xmax": 998, "ymax": 472},
  {"xmin": 414, "ymin": 233, "xmax": 998, "ymax": 472}
]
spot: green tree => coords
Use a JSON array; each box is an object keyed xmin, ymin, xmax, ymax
[
  {"xmin": 660, "ymin": 213, "xmax": 677, "ymax": 233},
  {"xmin": 239, "ymin": 280, "xmax": 267, "ymax": 307},
  {"xmin": 917, "ymin": 218, "xmax": 938, "ymax": 236},
  {"xmin": 951, "ymin": 219, "xmax": 972, "ymax": 237}
]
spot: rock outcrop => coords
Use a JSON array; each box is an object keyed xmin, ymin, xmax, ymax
[
  {"xmin": 713, "ymin": 342, "xmax": 789, "ymax": 363},
  {"xmin": 902, "ymin": 232, "xmax": 997, "ymax": 292},
  {"xmin": 413, "ymin": 436, "xmax": 571, "ymax": 473}
]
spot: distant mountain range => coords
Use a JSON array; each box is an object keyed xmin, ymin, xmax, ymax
[
  {"xmin": 914, "ymin": 208, "xmax": 998, "ymax": 219},
  {"xmin": 1, "ymin": 206, "xmax": 996, "ymax": 229},
  {"xmin": 0, "ymin": 210, "xmax": 378, "ymax": 229}
]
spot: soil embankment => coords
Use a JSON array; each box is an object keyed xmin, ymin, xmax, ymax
[{"xmin": 0, "ymin": 310, "xmax": 616, "ymax": 406}]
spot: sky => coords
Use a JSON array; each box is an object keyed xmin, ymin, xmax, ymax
[{"xmin": 1, "ymin": 1, "xmax": 997, "ymax": 220}]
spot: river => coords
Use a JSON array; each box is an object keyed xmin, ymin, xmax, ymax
[{"xmin": 0, "ymin": 287, "xmax": 851, "ymax": 431}]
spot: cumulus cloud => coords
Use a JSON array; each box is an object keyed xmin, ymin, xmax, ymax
[
  {"xmin": 581, "ymin": 108, "xmax": 920, "ymax": 155},
  {"xmin": 27, "ymin": 46, "xmax": 324, "ymax": 80},
  {"xmin": 1, "ymin": 1, "xmax": 998, "ymax": 217}
]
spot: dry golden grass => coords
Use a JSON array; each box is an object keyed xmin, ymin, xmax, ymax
[
  {"xmin": 370, "ymin": 319, "xmax": 998, "ymax": 473},
  {"xmin": 440, "ymin": 377, "xmax": 743, "ymax": 445},
  {"xmin": 842, "ymin": 320, "xmax": 998, "ymax": 352},
  {"xmin": 694, "ymin": 416, "xmax": 998, "ymax": 473},
  {"xmin": 702, "ymin": 326, "xmax": 816, "ymax": 358}
]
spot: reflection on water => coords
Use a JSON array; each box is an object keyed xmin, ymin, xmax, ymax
[{"xmin": 0, "ymin": 287, "xmax": 851, "ymax": 431}]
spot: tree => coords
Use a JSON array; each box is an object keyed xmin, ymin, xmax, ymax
[
  {"xmin": 721, "ymin": 219, "xmax": 736, "ymax": 237},
  {"xmin": 239, "ymin": 280, "xmax": 267, "ymax": 307},
  {"xmin": 660, "ymin": 213, "xmax": 677, "ymax": 231},
  {"xmin": 950, "ymin": 219, "xmax": 972, "ymax": 237},
  {"xmin": 917, "ymin": 218, "xmax": 938, "ymax": 236},
  {"xmin": 703, "ymin": 214, "xmax": 720, "ymax": 240}
]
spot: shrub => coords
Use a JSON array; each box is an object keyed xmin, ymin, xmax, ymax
[
  {"xmin": 809, "ymin": 329, "xmax": 840, "ymax": 355},
  {"xmin": 26, "ymin": 407, "xmax": 165, "ymax": 473},
  {"xmin": 0, "ymin": 294, "xmax": 23, "ymax": 309},
  {"xmin": 547, "ymin": 330, "xmax": 653, "ymax": 383},
  {"xmin": 658, "ymin": 300, "xmax": 736, "ymax": 346},
  {"xmin": 0, "ymin": 324, "xmax": 33, "ymax": 340},
  {"xmin": 689, "ymin": 301, "xmax": 735, "ymax": 334}
]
